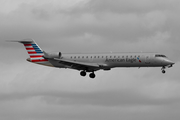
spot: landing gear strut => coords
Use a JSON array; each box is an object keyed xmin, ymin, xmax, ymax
[{"xmin": 80, "ymin": 71, "xmax": 86, "ymax": 76}]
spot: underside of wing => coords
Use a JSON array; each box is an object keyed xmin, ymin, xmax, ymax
[{"xmin": 54, "ymin": 58, "xmax": 101, "ymax": 72}]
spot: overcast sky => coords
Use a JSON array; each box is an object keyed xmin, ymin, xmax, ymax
[{"xmin": 0, "ymin": 0, "xmax": 180, "ymax": 120}]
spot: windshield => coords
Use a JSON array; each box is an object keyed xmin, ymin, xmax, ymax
[{"xmin": 155, "ymin": 54, "xmax": 167, "ymax": 58}]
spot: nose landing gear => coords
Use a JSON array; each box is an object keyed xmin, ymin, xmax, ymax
[
  {"xmin": 162, "ymin": 70, "xmax": 166, "ymax": 74},
  {"xmin": 161, "ymin": 66, "xmax": 166, "ymax": 74}
]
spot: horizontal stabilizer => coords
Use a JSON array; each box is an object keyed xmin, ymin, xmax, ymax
[{"xmin": 6, "ymin": 38, "xmax": 35, "ymax": 44}]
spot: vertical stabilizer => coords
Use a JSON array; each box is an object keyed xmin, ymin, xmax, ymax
[{"xmin": 8, "ymin": 39, "xmax": 48, "ymax": 63}]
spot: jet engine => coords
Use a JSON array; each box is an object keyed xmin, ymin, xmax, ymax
[{"xmin": 43, "ymin": 51, "xmax": 62, "ymax": 59}]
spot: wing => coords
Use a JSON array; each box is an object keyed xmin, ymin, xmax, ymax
[{"xmin": 54, "ymin": 58, "xmax": 106, "ymax": 72}]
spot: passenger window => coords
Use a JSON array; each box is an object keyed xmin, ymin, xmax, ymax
[
  {"xmin": 126, "ymin": 56, "xmax": 128, "ymax": 58},
  {"xmin": 82, "ymin": 56, "xmax": 84, "ymax": 58},
  {"xmin": 110, "ymin": 56, "xmax": 112, "ymax": 58},
  {"xmin": 94, "ymin": 56, "xmax": 96, "ymax": 58},
  {"xmin": 102, "ymin": 56, "xmax": 104, "ymax": 58},
  {"xmin": 86, "ymin": 56, "xmax": 88, "ymax": 58},
  {"xmin": 122, "ymin": 56, "xmax": 124, "ymax": 58},
  {"xmin": 74, "ymin": 56, "xmax": 76, "ymax": 59},
  {"xmin": 114, "ymin": 56, "xmax": 116, "ymax": 58},
  {"xmin": 98, "ymin": 56, "xmax": 100, "ymax": 58},
  {"xmin": 78, "ymin": 56, "xmax": 80, "ymax": 59}
]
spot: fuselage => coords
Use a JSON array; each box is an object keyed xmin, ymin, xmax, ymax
[{"xmin": 47, "ymin": 52, "xmax": 174, "ymax": 69}]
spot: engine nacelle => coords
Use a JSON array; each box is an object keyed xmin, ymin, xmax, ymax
[{"xmin": 43, "ymin": 51, "xmax": 62, "ymax": 59}]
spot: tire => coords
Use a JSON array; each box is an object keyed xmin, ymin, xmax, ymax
[
  {"xmin": 162, "ymin": 70, "xmax": 166, "ymax": 74},
  {"xmin": 80, "ymin": 71, "xmax": 86, "ymax": 76}
]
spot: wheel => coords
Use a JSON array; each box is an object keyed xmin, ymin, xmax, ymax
[
  {"xmin": 80, "ymin": 71, "xmax": 86, "ymax": 76},
  {"xmin": 162, "ymin": 70, "xmax": 166, "ymax": 74},
  {"xmin": 89, "ymin": 73, "xmax": 96, "ymax": 78}
]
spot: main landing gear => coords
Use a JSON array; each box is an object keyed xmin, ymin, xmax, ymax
[
  {"xmin": 80, "ymin": 71, "xmax": 96, "ymax": 78},
  {"xmin": 89, "ymin": 72, "xmax": 96, "ymax": 78},
  {"xmin": 80, "ymin": 71, "xmax": 86, "ymax": 76}
]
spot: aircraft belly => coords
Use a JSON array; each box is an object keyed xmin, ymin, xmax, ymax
[{"xmin": 48, "ymin": 59, "xmax": 66, "ymax": 68}]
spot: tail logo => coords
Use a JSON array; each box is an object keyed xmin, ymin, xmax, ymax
[{"xmin": 24, "ymin": 43, "xmax": 47, "ymax": 62}]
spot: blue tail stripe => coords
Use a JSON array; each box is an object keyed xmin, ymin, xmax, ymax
[
  {"xmin": 31, "ymin": 44, "xmax": 43, "ymax": 52},
  {"xmin": 36, "ymin": 52, "xmax": 43, "ymax": 53},
  {"xmin": 34, "ymin": 48, "xmax": 40, "ymax": 50},
  {"xmin": 31, "ymin": 44, "xmax": 37, "ymax": 46},
  {"xmin": 35, "ymin": 50, "xmax": 42, "ymax": 52},
  {"xmin": 32, "ymin": 46, "xmax": 39, "ymax": 48}
]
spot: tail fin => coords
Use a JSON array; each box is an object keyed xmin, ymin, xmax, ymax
[{"xmin": 7, "ymin": 38, "xmax": 48, "ymax": 62}]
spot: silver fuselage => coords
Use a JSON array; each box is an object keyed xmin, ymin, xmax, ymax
[{"xmin": 46, "ymin": 52, "xmax": 174, "ymax": 70}]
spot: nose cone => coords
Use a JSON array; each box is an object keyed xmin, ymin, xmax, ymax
[{"xmin": 164, "ymin": 59, "xmax": 175, "ymax": 65}]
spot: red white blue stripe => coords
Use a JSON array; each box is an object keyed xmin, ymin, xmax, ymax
[{"xmin": 23, "ymin": 43, "xmax": 48, "ymax": 63}]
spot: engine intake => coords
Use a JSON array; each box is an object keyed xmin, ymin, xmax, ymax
[{"xmin": 43, "ymin": 51, "xmax": 61, "ymax": 59}]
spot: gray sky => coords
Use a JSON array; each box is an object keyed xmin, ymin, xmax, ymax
[{"xmin": 0, "ymin": 0, "xmax": 180, "ymax": 120}]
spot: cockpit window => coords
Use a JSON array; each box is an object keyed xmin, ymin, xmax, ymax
[{"xmin": 155, "ymin": 54, "xmax": 167, "ymax": 57}]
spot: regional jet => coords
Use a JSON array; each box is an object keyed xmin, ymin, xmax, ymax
[{"xmin": 9, "ymin": 39, "xmax": 175, "ymax": 78}]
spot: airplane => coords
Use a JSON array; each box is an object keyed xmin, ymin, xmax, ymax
[{"xmin": 9, "ymin": 39, "xmax": 175, "ymax": 78}]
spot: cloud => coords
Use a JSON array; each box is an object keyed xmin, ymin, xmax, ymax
[
  {"xmin": 88, "ymin": 0, "xmax": 180, "ymax": 13},
  {"xmin": 0, "ymin": 0, "xmax": 180, "ymax": 120},
  {"xmin": 0, "ymin": 0, "xmax": 178, "ymax": 49}
]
